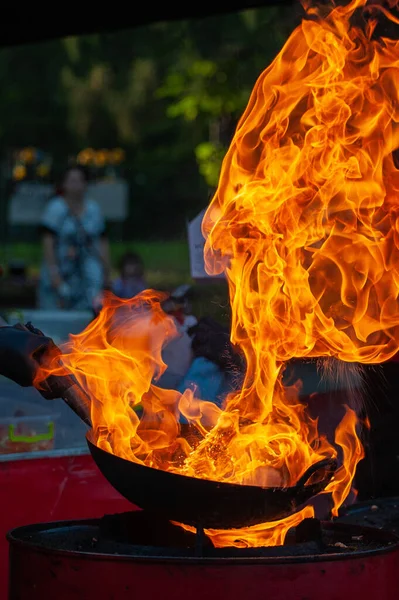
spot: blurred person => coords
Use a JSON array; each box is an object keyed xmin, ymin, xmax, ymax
[
  {"xmin": 156, "ymin": 288, "xmax": 196, "ymax": 391},
  {"xmin": 112, "ymin": 252, "xmax": 148, "ymax": 299},
  {"xmin": 177, "ymin": 317, "xmax": 243, "ymax": 409},
  {"xmin": 161, "ymin": 285, "xmax": 197, "ymax": 333},
  {"xmin": 39, "ymin": 165, "xmax": 111, "ymax": 311}
]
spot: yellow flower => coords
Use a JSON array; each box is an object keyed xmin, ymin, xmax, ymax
[
  {"xmin": 94, "ymin": 149, "xmax": 109, "ymax": 167},
  {"xmin": 13, "ymin": 165, "xmax": 27, "ymax": 180},
  {"xmin": 19, "ymin": 147, "xmax": 36, "ymax": 164},
  {"xmin": 109, "ymin": 148, "xmax": 125, "ymax": 164},
  {"xmin": 77, "ymin": 148, "xmax": 95, "ymax": 165}
]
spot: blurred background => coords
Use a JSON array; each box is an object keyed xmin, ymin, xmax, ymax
[
  {"xmin": 0, "ymin": 4, "xmax": 300, "ymax": 319},
  {"xmin": 0, "ymin": 0, "xmax": 394, "ymax": 507},
  {"xmin": 0, "ymin": 4, "xmax": 312, "ymax": 459}
]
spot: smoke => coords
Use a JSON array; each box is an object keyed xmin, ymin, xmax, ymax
[{"xmin": 316, "ymin": 357, "xmax": 366, "ymax": 414}]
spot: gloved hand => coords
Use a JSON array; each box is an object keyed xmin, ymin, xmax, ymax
[
  {"xmin": 187, "ymin": 317, "xmax": 243, "ymax": 373},
  {"xmin": 0, "ymin": 324, "xmax": 60, "ymax": 388},
  {"xmin": 0, "ymin": 324, "xmax": 92, "ymax": 423}
]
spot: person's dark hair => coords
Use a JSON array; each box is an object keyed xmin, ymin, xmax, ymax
[
  {"xmin": 119, "ymin": 252, "xmax": 144, "ymax": 277},
  {"xmin": 188, "ymin": 316, "xmax": 243, "ymax": 373},
  {"xmin": 60, "ymin": 164, "xmax": 90, "ymax": 186}
]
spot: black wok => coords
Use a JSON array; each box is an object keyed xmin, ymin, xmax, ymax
[
  {"xmin": 87, "ymin": 437, "xmax": 337, "ymax": 529},
  {"xmin": 0, "ymin": 322, "xmax": 338, "ymax": 530}
]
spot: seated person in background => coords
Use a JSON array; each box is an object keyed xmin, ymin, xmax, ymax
[
  {"xmin": 177, "ymin": 317, "xmax": 243, "ymax": 410},
  {"xmin": 156, "ymin": 286, "xmax": 197, "ymax": 391},
  {"xmin": 161, "ymin": 285, "xmax": 197, "ymax": 333},
  {"xmin": 112, "ymin": 252, "xmax": 148, "ymax": 299}
]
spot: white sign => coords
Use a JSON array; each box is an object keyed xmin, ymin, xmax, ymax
[
  {"xmin": 187, "ymin": 209, "xmax": 225, "ymax": 280},
  {"xmin": 8, "ymin": 179, "xmax": 129, "ymax": 225},
  {"xmin": 87, "ymin": 180, "xmax": 128, "ymax": 221},
  {"xmin": 8, "ymin": 182, "xmax": 54, "ymax": 225}
]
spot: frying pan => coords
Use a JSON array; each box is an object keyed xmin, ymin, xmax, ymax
[
  {"xmin": 49, "ymin": 367, "xmax": 337, "ymax": 529},
  {"xmin": 13, "ymin": 322, "xmax": 337, "ymax": 530},
  {"xmin": 87, "ymin": 437, "xmax": 337, "ymax": 529}
]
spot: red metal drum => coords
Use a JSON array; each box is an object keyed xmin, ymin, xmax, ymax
[
  {"xmin": 0, "ymin": 452, "xmax": 131, "ymax": 598},
  {"xmin": 7, "ymin": 518, "xmax": 399, "ymax": 600}
]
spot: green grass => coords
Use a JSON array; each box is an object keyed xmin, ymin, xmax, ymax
[
  {"xmin": 8, "ymin": 240, "xmax": 191, "ymax": 290},
  {"xmin": 111, "ymin": 241, "xmax": 191, "ymax": 290},
  {"xmin": 4, "ymin": 241, "xmax": 230, "ymax": 322}
]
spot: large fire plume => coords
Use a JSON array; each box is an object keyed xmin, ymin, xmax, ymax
[{"xmin": 35, "ymin": 0, "xmax": 399, "ymax": 547}]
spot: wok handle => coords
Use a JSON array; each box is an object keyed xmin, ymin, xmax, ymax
[
  {"xmin": 23, "ymin": 322, "xmax": 92, "ymax": 427},
  {"xmin": 295, "ymin": 458, "xmax": 337, "ymax": 490},
  {"xmin": 61, "ymin": 384, "xmax": 92, "ymax": 427}
]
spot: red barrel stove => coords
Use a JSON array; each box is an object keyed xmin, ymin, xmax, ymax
[{"xmin": 7, "ymin": 510, "xmax": 399, "ymax": 600}]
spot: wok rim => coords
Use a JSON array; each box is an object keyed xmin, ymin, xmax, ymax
[{"xmin": 86, "ymin": 433, "xmax": 334, "ymax": 495}]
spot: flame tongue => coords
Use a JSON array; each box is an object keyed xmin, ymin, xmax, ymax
[
  {"xmin": 35, "ymin": 0, "xmax": 399, "ymax": 547},
  {"xmin": 204, "ymin": 0, "xmax": 399, "ymax": 365}
]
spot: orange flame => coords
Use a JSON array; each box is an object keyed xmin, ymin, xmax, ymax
[
  {"xmin": 173, "ymin": 505, "xmax": 314, "ymax": 548},
  {"xmin": 35, "ymin": 0, "xmax": 399, "ymax": 547}
]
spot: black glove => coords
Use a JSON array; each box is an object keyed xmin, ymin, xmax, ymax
[
  {"xmin": 187, "ymin": 317, "xmax": 243, "ymax": 373},
  {"xmin": 0, "ymin": 325, "xmax": 59, "ymax": 388}
]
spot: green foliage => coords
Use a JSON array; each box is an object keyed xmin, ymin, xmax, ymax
[
  {"xmin": 156, "ymin": 7, "xmax": 297, "ymax": 189},
  {"xmin": 0, "ymin": 6, "xmax": 299, "ymax": 238},
  {"xmin": 195, "ymin": 141, "xmax": 225, "ymax": 187}
]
